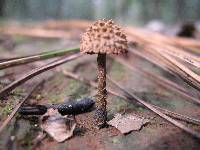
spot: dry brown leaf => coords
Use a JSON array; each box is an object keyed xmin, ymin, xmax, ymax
[
  {"xmin": 40, "ymin": 108, "xmax": 76, "ymax": 142},
  {"xmin": 108, "ymin": 113, "xmax": 149, "ymax": 134}
]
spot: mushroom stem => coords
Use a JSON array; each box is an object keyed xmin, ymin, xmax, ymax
[{"xmin": 94, "ymin": 53, "xmax": 107, "ymax": 127}]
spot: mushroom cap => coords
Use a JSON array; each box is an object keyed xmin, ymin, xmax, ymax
[{"xmin": 80, "ymin": 19, "xmax": 128, "ymax": 54}]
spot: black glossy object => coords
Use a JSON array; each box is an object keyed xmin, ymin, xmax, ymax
[
  {"xmin": 19, "ymin": 98, "xmax": 95, "ymax": 116},
  {"xmin": 52, "ymin": 98, "xmax": 95, "ymax": 115},
  {"xmin": 19, "ymin": 105, "xmax": 47, "ymax": 115}
]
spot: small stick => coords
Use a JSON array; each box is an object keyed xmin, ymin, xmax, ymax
[
  {"xmin": 0, "ymin": 53, "xmax": 82, "ymax": 99},
  {"xmin": 0, "ymin": 48, "xmax": 79, "ymax": 70},
  {"xmin": 62, "ymin": 70, "xmax": 200, "ymax": 125},
  {"xmin": 0, "ymin": 80, "xmax": 44, "ymax": 133}
]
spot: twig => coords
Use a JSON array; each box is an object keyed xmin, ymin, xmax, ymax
[
  {"xmin": 0, "ymin": 80, "xmax": 44, "ymax": 133},
  {"xmin": 0, "ymin": 53, "xmax": 82, "ymax": 99},
  {"xmin": 62, "ymin": 70, "xmax": 200, "ymax": 126},
  {"xmin": 0, "ymin": 48, "xmax": 79, "ymax": 70}
]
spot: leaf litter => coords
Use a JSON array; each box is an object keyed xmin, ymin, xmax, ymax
[
  {"xmin": 108, "ymin": 113, "xmax": 149, "ymax": 134},
  {"xmin": 40, "ymin": 108, "xmax": 76, "ymax": 142}
]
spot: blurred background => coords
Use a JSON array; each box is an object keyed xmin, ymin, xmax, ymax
[{"xmin": 0, "ymin": 0, "xmax": 200, "ymax": 26}]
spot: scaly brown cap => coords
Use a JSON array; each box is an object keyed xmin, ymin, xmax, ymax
[{"xmin": 80, "ymin": 19, "xmax": 128, "ymax": 54}]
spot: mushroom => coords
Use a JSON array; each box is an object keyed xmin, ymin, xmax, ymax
[{"xmin": 80, "ymin": 19, "xmax": 128, "ymax": 128}]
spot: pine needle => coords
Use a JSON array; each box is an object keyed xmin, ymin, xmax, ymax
[
  {"xmin": 112, "ymin": 56, "xmax": 200, "ymax": 105},
  {"xmin": 0, "ymin": 53, "xmax": 82, "ymax": 99},
  {"xmin": 0, "ymin": 48, "xmax": 79, "ymax": 69},
  {"xmin": 129, "ymin": 47, "xmax": 200, "ymax": 92}
]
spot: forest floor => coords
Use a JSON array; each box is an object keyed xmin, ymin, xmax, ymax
[{"xmin": 0, "ymin": 25, "xmax": 200, "ymax": 150}]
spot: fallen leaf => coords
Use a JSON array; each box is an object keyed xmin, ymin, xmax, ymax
[
  {"xmin": 40, "ymin": 108, "xmax": 76, "ymax": 142},
  {"xmin": 108, "ymin": 113, "xmax": 149, "ymax": 134}
]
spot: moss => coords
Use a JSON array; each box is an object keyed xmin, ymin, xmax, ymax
[
  {"xmin": 10, "ymin": 88, "xmax": 26, "ymax": 97},
  {"xmin": 108, "ymin": 97, "xmax": 128, "ymax": 114},
  {"xmin": 0, "ymin": 84, "xmax": 3, "ymax": 90},
  {"xmin": 68, "ymin": 79, "xmax": 81, "ymax": 92},
  {"xmin": 148, "ymin": 96, "xmax": 176, "ymax": 110},
  {"xmin": 16, "ymin": 118, "xmax": 40, "ymax": 150},
  {"xmin": 108, "ymin": 95, "xmax": 148, "ymax": 115},
  {"xmin": 1, "ymin": 103, "xmax": 14, "ymax": 116},
  {"xmin": 0, "ymin": 70, "xmax": 5, "ymax": 77},
  {"xmin": 35, "ymin": 94, "xmax": 42, "ymax": 101},
  {"xmin": 49, "ymin": 74, "xmax": 64, "ymax": 87},
  {"xmin": 19, "ymin": 132, "xmax": 34, "ymax": 150},
  {"xmin": 12, "ymin": 36, "xmax": 30, "ymax": 45},
  {"xmin": 64, "ymin": 79, "xmax": 89, "ymax": 100},
  {"xmin": 110, "ymin": 62, "xmax": 126, "ymax": 80},
  {"xmin": 48, "ymin": 95, "xmax": 62, "ymax": 104},
  {"xmin": 112, "ymin": 137, "xmax": 120, "ymax": 144},
  {"xmin": 48, "ymin": 79, "xmax": 89, "ymax": 103},
  {"xmin": 0, "ymin": 93, "xmax": 22, "ymax": 118}
]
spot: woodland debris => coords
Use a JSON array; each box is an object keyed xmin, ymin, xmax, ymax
[
  {"xmin": 0, "ymin": 53, "xmax": 82, "ymax": 99},
  {"xmin": 40, "ymin": 108, "xmax": 76, "ymax": 142},
  {"xmin": 1, "ymin": 20, "xmax": 200, "ymax": 92},
  {"xmin": 62, "ymin": 70, "xmax": 200, "ymax": 139},
  {"xmin": 0, "ymin": 47, "xmax": 79, "ymax": 70},
  {"xmin": 113, "ymin": 56, "xmax": 200, "ymax": 105},
  {"xmin": 19, "ymin": 98, "xmax": 95, "ymax": 115},
  {"xmin": 62, "ymin": 70, "xmax": 200, "ymax": 126},
  {"xmin": 108, "ymin": 113, "xmax": 149, "ymax": 134},
  {"xmin": 0, "ymin": 19, "xmax": 200, "ymax": 142},
  {"xmin": 107, "ymin": 76, "xmax": 200, "ymax": 139},
  {"xmin": 129, "ymin": 46, "xmax": 200, "ymax": 92},
  {"xmin": 0, "ymin": 81, "xmax": 43, "ymax": 133}
]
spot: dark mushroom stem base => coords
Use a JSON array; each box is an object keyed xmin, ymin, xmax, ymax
[{"xmin": 94, "ymin": 53, "xmax": 107, "ymax": 128}]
